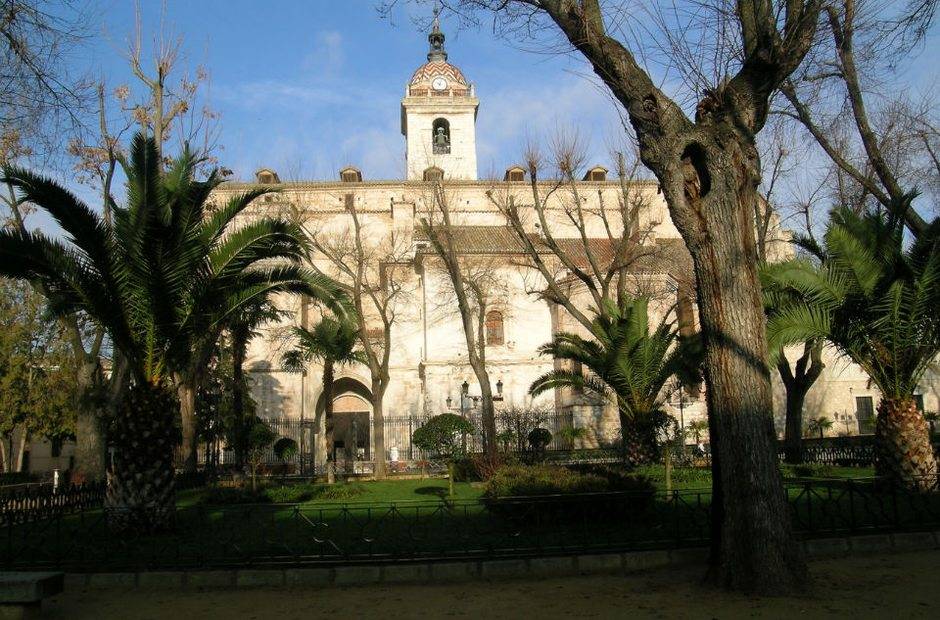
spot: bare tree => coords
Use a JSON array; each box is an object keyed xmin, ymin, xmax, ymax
[
  {"xmin": 486, "ymin": 136, "xmax": 693, "ymax": 329},
  {"xmin": 385, "ymin": 0, "xmax": 823, "ymax": 592},
  {"xmin": 419, "ymin": 182, "xmax": 502, "ymax": 457},
  {"xmin": 0, "ymin": 0, "xmax": 93, "ymax": 165},
  {"xmin": 781, "ymin": 0, "xmax": 939, "ymax": 232},
  {"xmin": 304, "ymin": 199, "xmax": 415, "ymax": 480}
]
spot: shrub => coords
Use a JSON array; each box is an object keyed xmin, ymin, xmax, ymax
[
  {"xmin": 483, "ymin": 464, "xmax": 656, "ymax": 523},
  {"xmin": 565, "ymin": 463, "xmax": 657, "ymax": 492},
  {"xmin": 200, "ymin": 486, "xmax": 269, "ymax": 505},
  {"xmin": 527, "ymin": 427, "xmax": 553, "ymax": 451},
  {"xmin": 412, "ymin": 414, "xmax": 474, "ymax": 460},
  {"xmin": 483, "ymin": 464, "xmax": 608, "ymax": 498},
  {"xmin": 781, "ymin": 463, "xmax": 834, "ymax": 478},
  {"xmin": 451, "ymin": 457, "xmax": 480, "ymax": 482},
  {"xmin": 273, "ymin": 437, "xmax": 298, "ymax": 462},
  {"xmin": 264, "ymin": 482, "xmax": 365, "ymax": 503},
  {"xmin": 201, "ymin": 483, "xmax": 366, "ymax": 505}
]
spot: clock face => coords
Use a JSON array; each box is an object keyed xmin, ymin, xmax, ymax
[{"xmin": 431, "ymin": 77, "xmax": 448, "ymax": 91}]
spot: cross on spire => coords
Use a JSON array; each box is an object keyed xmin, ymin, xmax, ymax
[{"xmin": 427, "ymin": 3, "xmax": 447, "ymax": 62}]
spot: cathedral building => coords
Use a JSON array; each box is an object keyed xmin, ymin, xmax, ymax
[
  {"xmin": 197, "ymin": 14, "xmax": 940, "ymax": 473},
  {"xmin": 14, "ymin": 14, "xmax": 923, "ymax": 477}
]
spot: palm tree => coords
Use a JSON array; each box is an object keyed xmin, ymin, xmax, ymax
[
  {"xmin": 805, "ymin": 416, "xmax": 833, "ymax": 439},
  {"xmin": 282, "ymin": 317, "xmax": 365, "ymax": 483},
  {"xmin": 529, "ymin": 297, "xmax": 701, "ymax": 465},
  {"xmin": 688, "ymin": 419, "xmax": 709, "ymax": 444},
  {"xmin": 0, "ymin": 134, "xmax": 341, "ymax": 532},
  {"xmin": 764, "ymin": 204, "xmax": 940, "ymax": 490}
]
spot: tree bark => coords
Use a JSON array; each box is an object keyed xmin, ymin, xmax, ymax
[
  {"xmin": 73, "ymin": 358, "xmax": 107, "ymax": 480},
  {"xmin": 875, "ymin": 397, "xmax": 938, "ymax": 491},
  {"xmin": 14, "ymin": 428, "xmax": 28, "ymax": 472},
  {"xmin": 176, "ymin": 379, "xmax": 198, "ymax": 472},
  {"xmin": 525, "ymin": 0, "xmax": 816, "ymax": 592},
  {"xmin": 371, "ymin": 377, "xmax": 388, "ymax": 480},
  {"xmin": 684, "ymin": 157, "xmax": 808, "ymax": 593},
  {"xmin": 323, "ymin": 361, "xmax": 336, "ymax": 484}
]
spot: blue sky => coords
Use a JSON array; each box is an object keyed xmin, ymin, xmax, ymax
[
  {"xmin": 36, "ymin": 0, "xmax": 940, "ymax": 224},
  {"xmin": 77, "ymin": 0, "xmax": 631, "ymax": 184}
]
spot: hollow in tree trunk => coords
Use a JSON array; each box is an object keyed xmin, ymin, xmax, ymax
[
  {"xmin": 105, "ymin": 383, "xmax": 177, "ymax": 534},
  {"xmin": 875, "ymin": 397, "xmax": 937, "ymax": 492}
]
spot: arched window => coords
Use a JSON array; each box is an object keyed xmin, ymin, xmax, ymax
[
  {"xmin": 432, "ymin": 118, "xmax": 451, "ymax": 154},
  {"xmin": 423, "ymin": 166, "xmax": 444, "ymax": 182},
  {"xmin": 485, "ymin": 310, "xmax": 504, "ymax": 346}
]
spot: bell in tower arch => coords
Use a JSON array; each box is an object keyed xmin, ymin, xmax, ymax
[{"xmin": 432, "ymin": 118, "xmax": 451, "ymax": 154}]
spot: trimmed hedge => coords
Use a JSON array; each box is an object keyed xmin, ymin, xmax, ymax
[{"xmin": 200, "ymin": 483, "xmax": 366, "ymax": 505}]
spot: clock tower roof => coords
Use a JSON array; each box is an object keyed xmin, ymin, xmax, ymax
[{"xmin": 408, "ymin": 6, "xmax": 469, "ymax": 94}]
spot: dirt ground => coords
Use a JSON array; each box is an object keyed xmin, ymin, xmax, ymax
[{"xmin": 43, "ymin": 549, "xmax": 939, "ymax": 619}]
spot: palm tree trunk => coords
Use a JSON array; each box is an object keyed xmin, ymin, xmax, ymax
[
  {"xmin": 105, "ymin": 383, "xmax": 177, "ymax": 534},
  {"xmin": 875, "ymin": 397, "xmax": 938, "ymax": 491},
  {"xmin": 177, "ymin": 378, "xmax": 198, "ymax": 472},
  {"xmin": 323, "ymin": 361, "xmax": 335, "ymax": 484},
  {"xmin": 616, "ymin": 399, "xmax": 655, "ymax": 467}
]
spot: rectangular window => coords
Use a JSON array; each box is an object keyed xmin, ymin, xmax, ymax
[
  {"xmin": 915, "ymin": 394, "xmax": 925, "ymax": 412},
  {"xmin": 855, "ymin": 396, "xmax": 875, "ymax": 435}
]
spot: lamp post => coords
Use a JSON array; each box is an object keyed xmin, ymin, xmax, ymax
[{"xmin": 670, "ymin": 378, "xmax": 687, "ymax": 441}]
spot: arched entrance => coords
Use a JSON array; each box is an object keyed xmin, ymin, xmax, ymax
[{"xmin": 315, "ymin": 377, "xmax": 373, "ymax": 473}]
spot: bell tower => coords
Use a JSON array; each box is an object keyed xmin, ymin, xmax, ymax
[{"xmin": 401, "ymin": 8, "xmax": 479, "ymax": 181}]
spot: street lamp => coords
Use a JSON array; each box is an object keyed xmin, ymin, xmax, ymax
[{"xmin": 670, "ymin": 378, "xmax": 687, "ymax": 437}]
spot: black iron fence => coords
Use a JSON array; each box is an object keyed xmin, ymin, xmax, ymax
[
  {"xmin": 0, "ymin": 482, "xmax": 105, "ymax": 526},
  {"xmin": 3, "ymin": 476, "xmax": 940, "ymax": 572},
  {"xmin": 784, "ymin": 436, "xmax": 940, "ymax": 467}
]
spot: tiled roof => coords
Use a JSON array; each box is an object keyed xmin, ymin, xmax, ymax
[
  {"xmin": 414, "ymin": 226, "xmax": 692, "ymax": 278},
  {"xmin": 409, "ymin": 60, "xmax": 468, "ymax": 86}
]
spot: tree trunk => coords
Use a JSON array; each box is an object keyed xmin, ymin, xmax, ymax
[
  {"xmin": 14, "ymin": 428, "xmax": 28, "ymax": 473},
  {"xmin": 0, "ymin": 437, "xmax": 8, "ymax": 473},
  {"xmin": 323, "ymin": 362, "xmax": 335, "ymax": 484},
  {"xmin": 73, "ymin": 359, "xmax": 107, "ymax": 481},
  {"xmin": 677, "ymin": 150, "xmax": 807, "ymax": 593},
  {"xmin": 105, "ymin": 383, "xmax": 177, "ymax": 534},
  {"xmin": 783, "ymin": 390, "xmax": 806, "ymax": 463},
  {"xmin": 476, "ymin": 370, "xmax": 497, "ymax": 457},
  {"xmin": 232, "ymin": 335, "xmax": 247, "ymax": 468},
  {"xmin": 779, "ymin": 341, "xmax": 825, "ymax": 465},
  {"xmin": 371, "ymin": 378, "xmax": 387, "ymax": 480},
  {"xmin": 875, "ymin": 397, "xmax": 937, "ymax": 492},
  {"xmin": 177, "ymin": 379, "xmax": 198, "ymax": 472}
]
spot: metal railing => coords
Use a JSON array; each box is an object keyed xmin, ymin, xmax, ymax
[{"xmin": 3, "ymin": 476, "xmax": 940, "ymax": 572}]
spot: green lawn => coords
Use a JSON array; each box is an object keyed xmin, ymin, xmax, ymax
[
  {"xmin": 8, "ymin": 465, "xmax": 926, "ymax": 573},
  {"xmin": 176, "ymin": 465, "xmax": 878, "ymax": 506}
]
